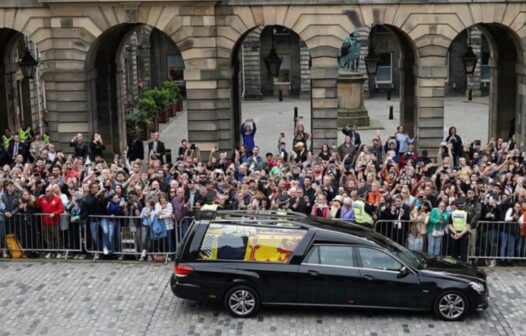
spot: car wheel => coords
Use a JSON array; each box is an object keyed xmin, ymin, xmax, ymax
[
  {"xmin": 433, "ymin": 291, "xmax": 469, "ymax": 321},
  {"xmin": 224, "ymin": 285, "xmax": 260, "ymax": 318}
]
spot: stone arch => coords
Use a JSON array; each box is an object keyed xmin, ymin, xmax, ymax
[
  {"xmin": 445, "ymin": 22, "xmax": 525, "ymax": 141},
  {"xmin": 85, "ymin": 21, "xmax": 186, "ymax": 155},
  {"xmin": 220, "ymin": 7, "xmax": 358, "ymax": 152},
  {"xmin": 224, "ymin": 6, "xmax": 357, "ymax": 65},
  {"xmin": 229, "ymin": 24, "xmax": 313, "ymax": 151},
  {"xmin": 345, "ymin": 21, "xmax": 419, "ymax": 137},
  {"xmin": 0, "ymin": 27, "xmax": 42, "ymax": 135}
]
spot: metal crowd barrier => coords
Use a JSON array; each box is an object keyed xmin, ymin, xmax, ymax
[
  {"xmin": 0, "ymin": 213, "xmax": 196, "ymax": 262},
  {"xmin": 2, "ymin": 213, "xmax": 525, "ymax": 264},
  {"xmin": 0, "ymin": 213, "xmax": 82, "ymax": 259},
  {"xmin": 374, "ymin": 219, "xmax": 472, "ymax": 261},
  {"xmin": 85, "ymin": 215, "xmax": 180, "ymax": 262},
  {"xmin": 470, "ymin": 221, "xmax": 525, "ymax": 261}
]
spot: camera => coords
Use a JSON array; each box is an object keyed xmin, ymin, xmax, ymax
[{"xmin": 190, "ymin": 144, "xmax": 197, "ymax": 150}]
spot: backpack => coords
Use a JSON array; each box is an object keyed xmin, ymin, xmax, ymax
[{"xmin": 6, "ymin": 234, "xmax": 24, "ymax": 259}]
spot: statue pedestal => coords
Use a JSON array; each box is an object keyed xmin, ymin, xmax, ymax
[{"xmin": 337, "ymin": 71, "xmax": 370, "ymax": 128}]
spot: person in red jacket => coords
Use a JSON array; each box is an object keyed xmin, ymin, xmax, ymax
[{"xmin": 35, "ymin": 184, "xmax": 65, "ymax": 255}]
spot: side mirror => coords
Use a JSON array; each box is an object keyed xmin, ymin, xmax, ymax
[{"xmin": 397, "ymin": 266, "xmax": 410, "ymax": 278}]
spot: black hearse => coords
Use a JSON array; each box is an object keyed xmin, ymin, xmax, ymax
[{"xmin": 171, "ymin": 211, "xmax": 488, "ymax": 320}]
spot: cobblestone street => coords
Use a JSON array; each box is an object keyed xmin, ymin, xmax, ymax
[{"xmin": 0, "ymin": 261, "xmax": 522, "ymax": 336}]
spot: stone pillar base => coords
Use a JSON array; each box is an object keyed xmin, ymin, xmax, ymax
[
  {"xmin": 337, "ymin": 108, "xmax": 370, "ymax": 127},
  {"xmin": 337, "ymin": 71, "xmax": 370, "ymax": 127},
  {"xmin": 466, "ymin": 89, "xmax": 482, "ymax": 98},
  {"xmin": 243, "ymin": 94, "xmax": 263, "ymax": 100}
]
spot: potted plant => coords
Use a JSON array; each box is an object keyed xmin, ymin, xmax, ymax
[
  {"xmin": 128, "ymin": 80, "xmax": 182, "ymax": 138},
  {"xmin": 126, "ymin": 109, "xmax": 150, "ymax": 140}
]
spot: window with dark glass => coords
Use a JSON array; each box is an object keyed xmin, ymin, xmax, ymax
[
  {"xmin": 376, "ymin": 52, "xmax": 392, "ymax": 84},
  {"xmin": 304, "ymin": 245, "xmax": 354, "ymax": 267},
  {"xmin": 358, "ymin": 248, "xmax": 401, "ymax": 271}
]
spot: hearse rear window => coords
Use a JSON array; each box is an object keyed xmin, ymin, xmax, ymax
[{"xmin": 198, "ymin": 223, "xmax": 306, "ymax": 263}]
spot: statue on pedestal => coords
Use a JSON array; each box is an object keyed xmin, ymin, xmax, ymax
[
  {"xmin": 339, "ymin": 33, "xmax": 362, "ymax": 72},
  {"xmin": 337, "ymin": 33, "xmax": 370, "ymax": 127}
]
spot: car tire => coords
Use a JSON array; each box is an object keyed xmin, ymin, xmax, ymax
[
  {"xmin": 224, "ymin": 285, "xmax": 260, "ymax": 318},
  {"xmin": 433, "ymin": 290, "xmax": 469, "ymax": 321}
]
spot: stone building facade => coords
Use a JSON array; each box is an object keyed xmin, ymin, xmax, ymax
[
  {"xmin": 240, "ymin": 25, "xmax": 490, "ymax": 100},
  {"xmin": 0, "ymin": 0, "xmax": 525, "ymax": 157}
]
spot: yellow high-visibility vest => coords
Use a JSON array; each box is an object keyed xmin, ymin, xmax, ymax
[
  {"xmin": 2, "ymin": 135, "xmax": 11, "ymax": 150},
  {"xmin": 353, "ymin": 200, "xmax": 373, "ymax": 225},
  {"xmin": 18, "ymin": 127, "xmax": 31, "ymax": 142},
  {"xmin": 452, "ymin": 210, "xmax": 468, "ymax": 232}
]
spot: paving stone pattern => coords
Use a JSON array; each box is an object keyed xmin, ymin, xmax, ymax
[{"xmin": 0, "ymin": 261, "xmax": 521, "ymax": 336}]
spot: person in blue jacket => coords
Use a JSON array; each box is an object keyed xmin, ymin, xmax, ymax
[{"xmin": 241, "ymin": 119, "xmax": 256, "ymax": 152}]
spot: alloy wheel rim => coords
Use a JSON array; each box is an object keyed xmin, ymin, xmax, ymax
[
  {"xmin": 438, "ymin": 293, "xmax": 465, "ymax": 319},
  {"xmin": 229, "ymin": 289, "xmax": 256, "ymax": 316}
]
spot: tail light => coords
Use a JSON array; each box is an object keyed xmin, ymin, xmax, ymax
[{"xmin": 174, "ymin": 264, "xmax": 194, "ymax": 277}]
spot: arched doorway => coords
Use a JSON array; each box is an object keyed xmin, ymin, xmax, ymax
[
  {"xmin": 231, "ymin": 25, "xmax": 312, "ymax": 156},
  {"xmin": 0, "ymin": 28, "xmax": 42, "ymax": 136},
  {"xmin": 341, "ymin": 24, "xmax": 417, "ymax": 145},
  {"xmin": 86, "ymin": 23, "xmax": 185, "ymax": 155},
  {"xmin": 445, "ymin": 24, "xmax": 522, "ymax": 145}
]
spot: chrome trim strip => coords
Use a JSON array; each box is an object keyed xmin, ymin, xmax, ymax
[
  {"xmin": 301, "ymin": 262, "xmax": 400, "ymax": 274},
  {"xmin": 263, "ymin": 302, "xmax": 427, "ymax": 311}
]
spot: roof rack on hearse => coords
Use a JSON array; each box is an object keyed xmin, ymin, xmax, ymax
[{"xmin": 194, "ymin": 209, "xmax": 311, "ymax": 229}]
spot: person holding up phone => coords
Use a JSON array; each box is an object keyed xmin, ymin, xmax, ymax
[{"xmin": 90, "ymin": 133, "xmax": 105, "ymax": 161}]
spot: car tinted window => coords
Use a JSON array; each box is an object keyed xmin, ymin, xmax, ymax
[
  {"xmin": 303, "ymin": 246, "xmax": 320, "ymax": 264},
  {"xmin": 358, "ymin": 248, "xmax": 402, "ymax": 271},
  {"xmin": 304, "ymin": 245, "xmax": 354, "ymax": 267},
  {"xmin": 198, "ymin": 223, "xmax": 306, "ymax": 263}
]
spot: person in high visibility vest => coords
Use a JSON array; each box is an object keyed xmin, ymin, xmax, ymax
[
  {"xmin": 17, "ymin": 121, "xmax": 34, "ymax": 144},
  {"xmin": 448, "ymin": 197, "xmax": 471, "ymax": 261},
  {"xmin": 353, "ymin": 187, "xmax": 375, "ymax": 227},
  {"xmin": 2, "ymin": 129, "xmax": 12, "ymax": 151}
]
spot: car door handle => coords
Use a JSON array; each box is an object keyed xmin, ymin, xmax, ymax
[
  {"xmin": 308, "ymin": 270, "xmax": 319, "ymax": 277},
  {"xmin": 363, "ymin": 275, "xmax": 375, "ymax": 281}
]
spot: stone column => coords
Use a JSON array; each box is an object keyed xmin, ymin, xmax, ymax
[
  {"xmin": 311, "ymin": 63, "xmax": 339, "ymax": 152},
  {"xmin": 399, "ymin": 57, "xmax": 416, "ymax": 134},
  {"xmin": 42, "ymin": 69, "xmax": 90, "ymax": 147},
  {"xmin": 241, "ymin": 27, "xmax": 263, "ymax": 100},
  {"xmin": 138, "ymin": 27, "xmax": 152, "ymax": 92},
  {"xmin": 0, "ymin": 64, "xmax": 17, "ymax": 131},
  {"xmin": 414, "ymin": 59, "xmax": 447, "ymax": 157},
  {"xmin": 516, "ymin": 71, "xmax": 526, "ymax": 144},
  {"xmin": 357, "ymin": 27, "xmax": 371, "ymax": 95},
  {"xmin": 487, "ymin": 59, "xmax": 498, "ymax": 139},
  {"xmin": 466, "ymin": 27, "xmax": 482, "ymax": 98},
  {"xmin": 299, "ymin": 41, "xmax": 311, "ymax": 99},
  {"xmin": 489, "ymin": 55, "xmax": 518, "ymax": 140}
]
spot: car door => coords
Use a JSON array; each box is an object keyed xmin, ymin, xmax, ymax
[
  {"xmin": 355, "ymin": 247, "xmax": 423, "ymax": 309},
  {"xmin": 296, "ymin": 245, "xmax": 362, "ymax": 305}
]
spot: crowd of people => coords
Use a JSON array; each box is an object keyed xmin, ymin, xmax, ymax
[{"xmin": 0, "ymin": 118, "xmax": 525, "ymax": 266}]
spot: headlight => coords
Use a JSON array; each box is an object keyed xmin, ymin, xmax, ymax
[{"xmin": 469, "ymin": 282, "xmax": 485, "ymax": 294}]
